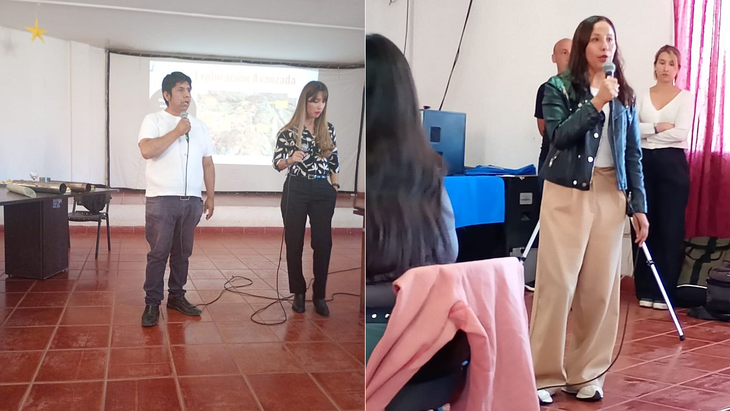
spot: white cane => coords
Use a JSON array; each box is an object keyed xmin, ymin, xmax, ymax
[
  {"xmin": 521, "ymin": 219, "xmax": 685, "ymax": 341},
  {"xmin": 521, "ymin": 221, "xmax": 540, "ymax": 262},
  {"xmin": 631, "ymin": 217, "xmax": 685, "ymax": 341}
]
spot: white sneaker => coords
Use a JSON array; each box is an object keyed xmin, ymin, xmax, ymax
[
  {"xmin": 639, "ymin": 299, "xmax": 653, "ymax": 308},
  {"xmin": 537, "ymin": 389, "xmax": 554, "ymax": 405},
  {"xmin": 576, "ymin": 385, "xmax": 603, "ymax": 401},
  {"xmin": 653, "ymin": 301, "xmax": 669, "ymax": 310},
  {"xmin": 561, "ymin": 385, "xmax": 579, "ymax": 395}
]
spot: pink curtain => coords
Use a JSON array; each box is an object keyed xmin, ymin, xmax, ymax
[{"xmin": 674, "ymin": 0, "xmax": 729, "ymax": 238}]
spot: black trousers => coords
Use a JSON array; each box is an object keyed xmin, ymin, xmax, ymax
[
  {"xmin": 632, "ymin": 148, "xmax": 690, "ymax": 301},
  {"xmin": 281, "ymin": 176, "xmax": 337, "ymax": 299}
]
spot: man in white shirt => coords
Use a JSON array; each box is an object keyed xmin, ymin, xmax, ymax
[{"xmin": 137, "ymin": 71, "xmax": 216, "ymax": 327}]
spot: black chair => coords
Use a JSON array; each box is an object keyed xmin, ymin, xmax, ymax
[
  {"xmin": 367, "ymin": 317, "xmax": 471, "ymax": 411},
  {"xmin": 385, "ymin": 330, "xmax": 471, "ymax": 411},
  {"xmin": 68, "ymin": 191, "xmax": 112, "ymax": 259}
]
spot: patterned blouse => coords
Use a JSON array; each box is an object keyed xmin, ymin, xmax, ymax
[{"xmin": 272, "ymin": 122, "xmax": 340, "ymax": 177}]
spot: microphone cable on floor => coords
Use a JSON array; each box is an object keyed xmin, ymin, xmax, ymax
[
  {"xmin": 194, "ymin": 166, "xmax": 361, "ymax": 326},
  {"xmin": 536, "ymin": 250, "xmax": 642, "ymax": 391}
]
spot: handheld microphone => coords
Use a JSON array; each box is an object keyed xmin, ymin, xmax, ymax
[
  {"xmin": 180, "ymin": 111, "xmax": 190, "ymax": 142},
  {"xmin": 300, "ymin": 140, "xmax": 311, "ymax": 162},
  {"xmin": 602, "ymin": 61, "xmax": 616, "ymax": 78},
  {"xmin": 602, "ymin": 62, "xmax": 616, "ymax": 106},
  {"xmin": 602, "ymin": 61, "xmax": 617, "ymax": 136}
]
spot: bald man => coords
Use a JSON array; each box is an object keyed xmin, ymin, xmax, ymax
[
  {"xmin": 527, "ymin": 38, "xmax": 572, "ymax": 293},
  {"xmin": 535, "ymin": 38, "xmax": 572, "ymax": 170}
]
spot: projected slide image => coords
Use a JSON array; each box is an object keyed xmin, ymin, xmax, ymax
[
  {"xmin": 197, "ymin": 91, "xmax": 295, "ymax": 165},
  {"xmin": 149, "ymin": 60, "xmax": 318, "ymax": 165}
]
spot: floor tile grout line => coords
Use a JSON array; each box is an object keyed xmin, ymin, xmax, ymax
[
  {"xmin": 582, "ymin": 396, "xmax": 643, "ymax": 411},
  {"xmin": 16, "ymin": 278, "xmax": 80, "ymax": 410},
  {"xmin": 160, "ymin": 304, "xmax": 189, "ymax": 411},
  {"xmin": 211, "ymin": 303, "xmax": 361, "ymax": 410},
  {"xmin": 613, "ymin": 344, "xmax": 730, "ymax": 365},
  {"xmin": 0, "ymin": 369, "xmax": 364, "ymax": 384},
  {"xmin": 549, "ymin": 369, "xmax": 710, "ymax": 411},
  {"xmin": 0, "ymin": 288, "xmax": 32, "ymax": 328},
  {"xmin": 601, "ymin": 397, "xmax": 695, "ymax": 411},
  {"xmin": 2, "ymin": 234, "xmax": 364, "ymax": 410},
  {"xmin": 310, "ymin": 318, "xmax": 365, "ymax": 368},
  {"xmin": 629, "ymin": 332, "xmax": 730, "ymax": 346},
  {"xmin": 620, "ymin": 377, "xmax": 730, "ymax": 408},
  {"xmin": 613, "ymin": 354, "xmax": 730, "ymax": 377},
  {"xmin": 238, "ymin": 374, "xmax": 266, "ymax": 411},
  {"xmin": 99, "ymin": 279, "xmax": 117, "ymax": 411},
  {"xmin": 671, "ymin": 368, "xmax": 730, "ymax": 391},
  {"xmin": 604, "ymin": 356, "xmax": 730, "ymax": 405},
  {"xmin": 313, "ymin": 318, "xmax": 365, "ymax": 410},
  {"xmin": 281, "ymin": 339, "xmax": 344, "ymax": 411},
  {"xmin": 682, "ymin": 340, "xmax": 730, "ymax": 357},
  {"xmin": 213, "ymin": 315, "xmax": 266, "ymax": 411},
  {"xmin": 96, "ymin": 234, "xmax": 186, "ymax": 410}
]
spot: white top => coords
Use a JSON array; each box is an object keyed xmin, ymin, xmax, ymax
[
  {"xmin": 137, "ymin": 110, "xmax": 214, "ymax": 198},
  {"xmin": 637, "ymin": 89, "xmax": 693, "ymax": 150},
  {"xmin": 590, "ymin": 87, "xmax": 615, "ymax": 167}
]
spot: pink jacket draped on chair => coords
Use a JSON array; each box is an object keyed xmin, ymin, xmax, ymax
[{"xmin": 365, "ymin": 257, "xmax": 539, "ymax": 411}]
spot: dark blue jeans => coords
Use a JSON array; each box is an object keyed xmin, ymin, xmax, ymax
[{"xmin": 143, "ymin": 196, "xmax": 204, "ymax": 306}]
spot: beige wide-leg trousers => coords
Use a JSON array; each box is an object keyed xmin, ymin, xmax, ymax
[{"xmin": 530, "ymin": 167, "xmax": 626, "ymax": 390}]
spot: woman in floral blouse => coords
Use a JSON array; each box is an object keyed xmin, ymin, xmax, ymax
[{"xmin": 272, "ymin": 81, "xmax": 340, "ymax": 317}]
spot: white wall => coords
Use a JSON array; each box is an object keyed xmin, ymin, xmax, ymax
[
  {"xmin": 0, "ymin": 23, "xmax": 363, "ymax": 192},
  {"xmin": 366, "ymin": 0, "xmax": 674, "ymax": 168},
  {"xmin": 70, "ymin": 42, "xmax": 107, "ymax": 184},
  {"xmin": 0, "ymin": 25, "xmax": 106, "ymax": 184}
]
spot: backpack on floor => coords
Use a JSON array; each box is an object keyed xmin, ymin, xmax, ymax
[
  {"xmin": 706, "ymin": 262, "xmax": 730, "ymax": 314},
  {"xmin": 689, "ymin": 261, "xmax": 730, "ymax": 322},
  {"xmin": 675, "ymin": 237, "xmax": 730, "ymax": 308}
]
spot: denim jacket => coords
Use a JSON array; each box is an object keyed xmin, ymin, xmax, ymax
[{"xmin": 541, "ymin": 73, "xmax": 647, "ymax": 214}]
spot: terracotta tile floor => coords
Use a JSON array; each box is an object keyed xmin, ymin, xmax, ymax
[
  {"xmin": 0, "ymin": 231, "xmax": 364, "ymax": 411},
  {"xmin": 526, "ymin": 279, "xmax": 730, "ymax": 411}
]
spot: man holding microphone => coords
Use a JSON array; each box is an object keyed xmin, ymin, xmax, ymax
[{"xmin": 137, "ymin": 71, "xmax": 216, "ymax": 327}]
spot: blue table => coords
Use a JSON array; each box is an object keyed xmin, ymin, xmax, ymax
[{"xmin": 444, "ymin": 175, "xmax": 505, "ymax": 228}]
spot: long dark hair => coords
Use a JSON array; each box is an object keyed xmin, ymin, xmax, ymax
[
  {"xmin": 366, "ymin": 34, "xmax": 450, "ymax": 282},
  {"xmin": 567, "ymin": 16, "xmax": 635, "ymax": 106}
]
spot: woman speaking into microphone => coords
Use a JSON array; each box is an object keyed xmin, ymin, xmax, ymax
[
  {"xmin": 272, "ymin": 81, "xmax": 340, "ymax": 317},
  {"xmin": 530, "ymin": 16, "xmax": 649, "ymax": 405}
]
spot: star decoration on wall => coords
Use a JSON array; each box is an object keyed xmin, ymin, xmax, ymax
[{"xmin": 24, "ymin": 19, "xmax": 47, "ymax": 43}]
